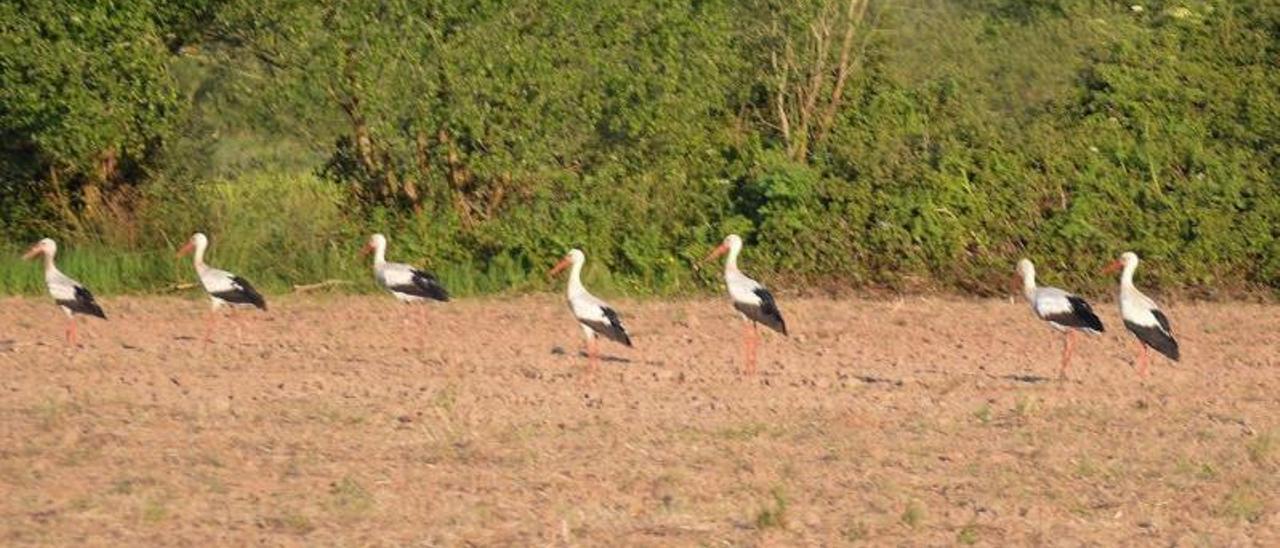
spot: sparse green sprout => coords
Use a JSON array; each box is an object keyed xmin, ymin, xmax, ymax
[
  {"xmin": 1246, "ymin": 431, "xmax": 1276, "ymax": 467},
  {"xmin": 754, "ymin": 488, "xmax": 789, "ymax": 530},
  {"xmin": 901, "ymin": 501, "xmax": 925, "ymax": 529},
  {"xmin": 973, "ymin": 404, "xmax": 993, "ymax": 425}
]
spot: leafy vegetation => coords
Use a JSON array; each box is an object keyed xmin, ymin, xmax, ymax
[{"xmin": 1, "ymin": 1, "xmax": 1276, "ymax": 296}]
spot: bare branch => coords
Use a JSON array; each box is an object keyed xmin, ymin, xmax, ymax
[
  {"xmin": 292, "ymin": 279, "xmax": 353, "ymax": 293},
  {"xmin": 816, "ymin": 0, "xmax": 870, "ymax": 147}
]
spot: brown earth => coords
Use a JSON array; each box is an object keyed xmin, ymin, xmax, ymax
[{"xmin": 0, "ymin": 294, "xmax": 1277, "ymax": 546}]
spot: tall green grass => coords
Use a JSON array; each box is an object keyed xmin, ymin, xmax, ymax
[
  {"xmin": 0, "ymin": 171, "xmax": 657, "ymax": 298},
  {"xmin": 1, "ymin": 173, "xmax": 360, "ymax": 296}
]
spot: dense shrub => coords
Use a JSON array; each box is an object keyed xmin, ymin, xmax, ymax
[{"xmin": 0, "ymin": 1, "xmax": 1275, "ymax": 297}]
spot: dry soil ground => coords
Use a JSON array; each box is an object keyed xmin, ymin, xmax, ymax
[{"xmin": 1, "ymin": 295, "xmax": 1277, "ymax": 546}]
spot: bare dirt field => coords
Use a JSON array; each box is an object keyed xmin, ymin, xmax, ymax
[{"xmin": 1, "ymin": 294, "xmax": 1277, "ymax": 545}]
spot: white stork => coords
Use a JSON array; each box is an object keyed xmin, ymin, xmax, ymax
[
  {"xmin": 361, "ymin": 233, "xmax": 450, "ymax": 304},
  {"xmin": 1016, "ymin": 259, "xmax": 1105, "ymax": 378},
  {"xmin": 23, "ymin": 238, "xmax": 107, "ymax": 346},
  {"xmin": 361, "ymin": 234, "xmax": 449, "ymax": 343},
  {"xmin": 1103, "ymin": 252, "xmax": 1179, "ymax": 376},
  {"xmin": 704, "ymin": 234, "xmax": 787, "ymax": 375},
  {"xmin": 177, "ymin": 232, "xmax": 267, "ymax": 342},
  {"xmin": 548, "ymin": 249, "xmax": 632, "ymax": 375}
]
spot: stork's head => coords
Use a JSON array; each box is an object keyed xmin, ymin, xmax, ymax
[
  {"xmin": 22, "ymin": 238, "xmax": 56, "ymax": 260},
  {"xmin": 361, "ymin": 233, "xmax": 388, "ymax": 257},
  {"xmin": 177, "ymin": 232, "xmax": 208, "ymax": 257},
  {"xmin": 1016, "ymin": 259, "xmax": 1034, "ymax": 277},
  {"xmin": 704, "ymin": 234, "xmax": 742, "ymax": 262},
  {"xmin": 549, "ymin": 248, "xmax": 584, "ymax": 276},
  {"xmin": 1102, "ymin": 251, "xmax": 1139, "ymax": 275}
]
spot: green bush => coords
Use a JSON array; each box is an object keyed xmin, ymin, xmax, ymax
[{"xmin": 0, "ymin": 1, "xmax": 1276, "ymax": 297}]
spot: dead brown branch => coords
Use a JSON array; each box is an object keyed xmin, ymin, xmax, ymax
[
  {"xmin": 772, "ymin": 0, "xmax": 872, "ymax": 162},
  {"xmin": 292, "ymin": 279, "xmax": 353, "ymax": 293}
]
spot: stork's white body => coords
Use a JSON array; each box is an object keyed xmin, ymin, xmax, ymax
[
  {"xmin": 23, "ymin": 238, "xmax": 106, "ymax": 345},
  {"xmin": 1017, "ymin": 259, "xmax": 1103, "ymax": 378},
  {"xmin": 364, "ymin": 234, "xmax": 450, "ymax": 304},
  {"xmin": 707, "ymin": 235, "xmax": 786, "ymax": 375},
  {"xmin": 550, "ymin": 249, "xmax": 631, "ymax": 375},
  {"xmin": 181, "ymin": 233, "xmax": 266, "ymax": 311},
  {"xmin": 1028, "ymin": 286, "xmax": 1080, "ymax": 332},
  {"xmin": 1110, "ymin": 252, "xmax": 1179, "ymax": 374},
  {"xmin": 42, "ymin": 265, "xmax": 86, "ymax": 316}
]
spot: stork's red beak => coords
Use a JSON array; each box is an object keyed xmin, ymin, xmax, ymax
[
  {"xmin": 1101, "ymin": 259, "xmax": 1124, "ymax": 275},
  {"xmin": 176, "ymin": 240, "xmax": 195, "ymax": 258},
  {"xmin": 704, "ymin": 243, "xmax": 729, "ymax": 263},
  {"xmin": 548, "ymin": 256, "xmax": 571, "ymax": 277},
  {"xmin": 360, "ymin": 242, "xmax": 374, "ymax": 256},
  {"xmin": 21, "ymin": 245, "xmax": 40, "ymax": 260}
]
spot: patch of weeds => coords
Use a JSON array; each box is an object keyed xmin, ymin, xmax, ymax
[
  {"xmin": 431, "ymin": 385, "xmax": 458, "ymax": 412},
  {"xmin": 717, "ymin": 422, "xmax": 768, "ymax": 441},
  {"xmin": 957, "ymin": 524, "xmax": 979, "ymax": 544},
  {"xmin": 1246, "ymin": 431, "xmax": 1276, "ymax": 467},
  {"xmin": 1219, "ymin": 487, "xmax": 1264, "ymax": 523},
  {"xmin": 1173, "ymin": 459, "xmax": 1218, "ymax": 482},
  {"xmin": 260, "ymin": 512, "xmax": 315, "ymax": 535},
  {"xmin": 328, "ymin": 476, "xmax": 374, "ymax": 516},
  {"xmin": 842, "ymin": 521, "xmax": 869, "ymax": 542},
  {"xmin": 905, "ymin": 419, "xmax": 931, "ymax": 435},
  {"xmin": 68, "ymin": 497, "xmax": 94, "ymax": 512},
  {"xmin": 651, "ymin": 474, "xmax": 681, "ymax": 512},
  {"xmin": 972, "ymin": 404, "xmax": 992, "ymax": 426},
  {"xmin": 141, "ymin": 498, "xmax": 168, "ymax": 523},
  {"xmin": 280, "ymin": 459, "xmax": 303, "ymax": 479},
  {"xmin": 754, "ymin": 487, "xmax": 788, "ymax": 530},
  {"xmin": 58, "ymin": 444, "xmax": 100, "ymax": 467},
  {"xmin": 194, "ymin": 472, "xmax": 228, "ymax": 494},
  {"xmin": 1013, "ymin": 396, "xmax": 1037, "ymax": 419},
  {"xmin": 29, "ymin": 399, "xmax": 79, "ymax": 431},
  {"xmin": 314, "ymin": 404, "xmax": 366, "ymax": 426},
  {"xmin": 110, "ymin": 477, "xmax": 156, "ymax": 496},
  {"xmin": 901, "ymin": 501, "xmax": 925, "ymax": 529},
  {"xmin": 195, "ymin": 452, "xmax": 224, "ymax": 468},
  {"xmin": 1074, "ymin": 457, "xmax": 1099, "ymax": 479}
]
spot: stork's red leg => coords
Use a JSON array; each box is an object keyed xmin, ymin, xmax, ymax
[
  {"xmin": 1139, "ymin": 342, "xmax": 1150, "ymax": 378},
  {"xmin": 417, "ymin": 305, "xmax": 428, "ymax": 348},
  {"xmin": 1059, "ymin": 330, "xmax": 1075, "ymax": 379},
  {"xmin": 747, "ymin": 323, "xmax": 759, "ymax": 376},
  {"xmin": 65, "ymin": 317, "xmax": 77, "ymax": 347},
  {"xmin": 203, "ymin": 310, "xmax": 215, "ymax": 344},
  {"xmin": 588, "ymin": 337, "xmax": 599, "ymax": 377},
  {"xmin": 232, "ymin": 311, "xmax": 244, "ymax": 342}
]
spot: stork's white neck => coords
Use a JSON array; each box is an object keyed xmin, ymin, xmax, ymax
[
  {"xmin": 1020, "ymin": 266, "xmax": 1037, "ymax": 302},
  {"xmin": 1120, "ymin": 259, "xmax": 1138, "ymax": 290},
  {"xmin": 372, "ymin": 240, "xmax": 387, "ymax": 266},
  {"xmin": 566, "ymin": 258, "xmax": 586, "ymax": 297},
  {"xmin": 724, "ymin": 241, "xmax": 742, "ymax": 274},
  {"xmin": 191, "ymin": 238, "xmax": 209, "ymax": 270},
  {"xmin": 40, "ymin": 251, "xmax": 58, "ymax": 275}
]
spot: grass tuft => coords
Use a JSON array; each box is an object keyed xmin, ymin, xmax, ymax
[
  {"xmin": 842, "ymin": 521, "xmax": 869, "ymax": 542},
  {"xmin": 1246, "ymin": 430, "xmax": 1276, "ymax": 467},
  {"xmin": 972, "ymin": 404, "xmax": 993, "ymax": 426},
  {"xmin": 328, "ymin": 476, "xmax": 375, "ymax": 517},
  {"xmin": 260, "ymin": 512, "xmax": 316, "ymax": 535},
  {"xmin": 754, "ymin": 487, "xmax": 789, "ymax": 530},
  {"xmin": 1220, "ymin": 486, "xmax": 1265, "ymax": 523},
  {"xmin": 901, "ymin": 501, "xmax": 925, "ymax": 529}
]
